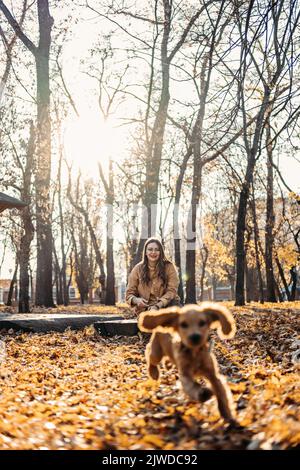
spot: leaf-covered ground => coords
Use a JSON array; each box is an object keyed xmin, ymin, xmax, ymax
[{"xmin": 0, "ymin": 303, "xmax": 299, "ymax": 450}]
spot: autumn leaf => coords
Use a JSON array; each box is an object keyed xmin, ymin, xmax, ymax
[{"xmin": 0, "ymin": 303, "xmax": 299, "ymax": 450}]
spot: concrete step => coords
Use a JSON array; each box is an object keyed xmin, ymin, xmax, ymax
[
  {"xmin": 94, "ymin": 319, "xmax": 138, "ymax": 337},
  {"xmin": 0, "ymin": 313, "xmax": 123, "ymax": 333}
]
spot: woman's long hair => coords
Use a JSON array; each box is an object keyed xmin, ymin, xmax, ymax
[{"xmin": 140, "ymin": 238, "xmax": 170, "ymax": 286}]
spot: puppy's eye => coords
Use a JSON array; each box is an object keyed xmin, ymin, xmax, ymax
[
  {"xmin": 198, "ymin": 320, "xmax": 206, "ymax": 327},
  {"xmin": 180, "ymin": 321, "xmax": 188, "ymax": 329}
]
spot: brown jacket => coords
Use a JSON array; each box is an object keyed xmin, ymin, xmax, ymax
[{"xmin": 126, "ymin": 261, "xmax": 180, "ymax": 308}]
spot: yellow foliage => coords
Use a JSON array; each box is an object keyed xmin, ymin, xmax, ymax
[
  {"xmin": 276, "ymin": 244, "xmax": 298, "ymax": 270},
  {"xmin": 141, "ymin": 434, "xmax": 165, "ymax": 448},
  {"xmin": 198, "ymin": 222, "xmax": 234, "ymax": 283},
  {"xmin": 0, "ymin": 303, "xmax": 299, "ymax": 450}
]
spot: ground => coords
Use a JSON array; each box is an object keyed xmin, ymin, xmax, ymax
[{"xmin": 0, "ymin": 302, "xmax": 299, "ymax": 450}]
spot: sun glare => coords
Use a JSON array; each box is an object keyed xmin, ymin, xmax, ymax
[{"xmin": 64, "ymin": 114, "xmax": 125, "ymax": 174}]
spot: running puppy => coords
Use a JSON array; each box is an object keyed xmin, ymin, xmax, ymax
[{"xmin": 139, "ymin": 302, "xmax": 237, "ymax": 424}]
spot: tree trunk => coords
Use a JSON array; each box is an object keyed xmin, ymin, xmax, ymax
[
  {"xmin": 173, "ymin": 147, "xmax": 192, "ymax": 304},
  {"xmin": 133, "ymin": 2, "xmax": 171, "ymax": 266},
  {"xmin": 290, "ymin": 266, "xmax": 297, "ymax": 301},
  {"xmin": 234, "ymin": 3, "xmax": 277, "ymax": 306},
  {"xmin": 132, "ymin": 4, "xmax": 206, "ymax": 267},
  {"xmin": 19, "ymin": 222, "xmax": 33, "ymax": 313},
  {"xmin": 274, "ymin": 280, "xmax": 284, "ymax": 302},
  {"xmin": 251, "ymin": 187, "xmax": 264, "ymax": 303},
  {"xmin": 67, "ymin": 251, "xmax": 73, "ymax": 298},
  {"xmin": 106, "ymin": 233, "xmax": 115, "ymax": 305},
  {"xmin": 235, "ymin": 155, "xmax": 256, "ymax": 305},
  {"xmin": 67, "ymin": 174, "xmax": 106, "ymax": 303},
  {"xmin": 229, "ymin": 275, "xmax": 235, "ymax": 300},
  {"xmin": 246, "ymin": 267, "xmax": 260, "ymax": 303},
  {"xmin": 275, "ymin": 255, "xmax": 290, "ymax": 300},
  {"xmin": 185, "ymin": 162, "xmax": 202, "ymax": 303},
  {"xmin": 185, "ymin": 123, "xmax": 210, "ymax": 304},
  {"xmin": 127, "ymin": 239, "xmax": 138, "ymax": 276},
  {"xmin": 265, "ymin": 116, "xmax": 277, "ymax": 302},
  {"xmin": 234, "ymin": 0, "xmax": 295, "ymax": 305},
  {"xmin": 75, "ymin": 233, "xmax": 89, "ymax": 305},
  {"xmin": 104, "ymin": 159, "xmax": 116, "ymax": 305},
  {"xmin": 174, "ymin": 238, "xmax": 184, "ymax": 303},
  {"xmin": 235, "ymin": 188, "xmax": 249, "ymax": 305},
  {"xmin": 19, "ymin": 122, "xmax": 35, "ymax": 313},
  {"xmin": 212, "ymin": 276, "xmax": 217, "ymax": 301},
  {"xmin": 6, "ymin": 262, "xmax": 18, "ymax": 306},
  {"xmin": 245, "ymin": 264, "xmax": 251, "ymax": 303},
  {"xmin": 199, "ymin": 244, "xmax": 208, "ymax": 301},
  {"xmin": 0, "ymin": 1, "xmax": 54, "ymax": 307},
  {"xmin": 34, "ymin": 1, "xmax": 54, "ymax": 307},
  {"xmin": 53, "ymin": 245, "xmax": 63, "ymax": 305},
  {"xmin": 57, "ymin": 141, "xmax": 69, "ymax": 306}
]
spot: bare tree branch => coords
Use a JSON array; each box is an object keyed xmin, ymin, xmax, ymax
[{"xmin": 0, "ymin": 0, "xmax": 37, "ymax": 55}]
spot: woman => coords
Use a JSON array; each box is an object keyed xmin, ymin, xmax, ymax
[{"xmin": 126, "ymin": 238, "xmax": 181, "ymax": 314}]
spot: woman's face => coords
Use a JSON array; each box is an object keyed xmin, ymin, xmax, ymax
[{"xmin": 145, "ymin": 242, "xmax": 161, "ymax": 264}]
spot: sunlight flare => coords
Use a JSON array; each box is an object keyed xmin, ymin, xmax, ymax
[{"xmin": 64, "ymin": 114, "xmax": 125, "ymax": 173}]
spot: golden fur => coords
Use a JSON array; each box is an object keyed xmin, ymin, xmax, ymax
[{"xmin": 138, "ymin": 302, "xmax": 237, "ymax": 424}]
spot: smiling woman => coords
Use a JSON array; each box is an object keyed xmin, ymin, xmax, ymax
[
  {"xmin": 64, "ymin": 114, "xmax": 125, "ymax": 173},
  {"xmin": 125, "ymin": 237, "xmax": 181, "ymax": 315}
]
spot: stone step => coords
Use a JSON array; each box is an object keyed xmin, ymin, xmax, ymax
[
  {"xmin": 0, "ymin": 313, "xmax": 123, "ymax": 333},
  {"xmin": 94, "ymin": 319, "xmax": 138, "ymax": 337}
]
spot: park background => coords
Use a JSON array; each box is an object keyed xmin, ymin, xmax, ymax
[{"xmin": 0, "ymin": 0, "xmax": 299, "ymax": 451}]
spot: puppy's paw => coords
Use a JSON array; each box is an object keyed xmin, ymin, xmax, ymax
[
  {"xmin": 198, "ymin": 387, "xmax": 213, "ymax": 402},
  {"xmin": 148, "ymin": 364, "xmax": 160, "ymax": 380}
]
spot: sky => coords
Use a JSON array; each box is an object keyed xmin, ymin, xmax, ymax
[
  {"xmin": 59, "ymin": 9, "xmax": 132, "ymax": 176},
  {"xmin": 59, "ymin": 5, "xmax": 300, "ymax": 188}
]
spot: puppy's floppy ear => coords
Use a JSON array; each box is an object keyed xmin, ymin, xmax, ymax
[
  {"xmin": 202, "ymin": 302, "xmax": 236, "ymax": 339},
  {"xmin": 138, "ymin": 307, "xmax": 180, "ymax": 332}
]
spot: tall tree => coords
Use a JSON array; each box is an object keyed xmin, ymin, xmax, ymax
[
  {"xmin": 18, "ymin": 122, "xmax": 35, "ymax": 312},
  {"xmin": 67, "ymin": 169, "xmax": 107, "ymax": 302},
  {"xmin": 234, "ymin": 0, "xmax": 300, "ymax": 305},
  {"xmin": 99, "ymin": 160, "xmax": 116, "ymax": 305},
  {"xmin": 91, "ymin": 1, "xmax": 211, "ymax": 265},
  {"xmin": 265, "ymin": 113, "xmax": 277, "ymax": 301},
  {"xmin": 169, "ymin": 1, "xmax": 257, "ymax": 302},
  {"xmin": 0, "ymin": 0, "xmax": 54, "ymax": 306}
]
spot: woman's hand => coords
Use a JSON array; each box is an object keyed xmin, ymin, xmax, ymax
[
  {"xmin": 148, "ymin": 305, "xmax": 159, "ymax": 311},
  {"xmin": 134, "ymin": 297, "xmax": 148, "ymax": 312}
]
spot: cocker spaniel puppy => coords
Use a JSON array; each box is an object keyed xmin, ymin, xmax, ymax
[{"xmin": 138, "ymin": 303, "xmax": 237, "ymax": 424}]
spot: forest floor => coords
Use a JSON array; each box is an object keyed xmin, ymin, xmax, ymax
[{"xmin": 0, "ymin": 302, "xmax": 299, "ymax": 450}]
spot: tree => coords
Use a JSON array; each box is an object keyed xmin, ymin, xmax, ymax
[
  {"xmin": 18, "ymin": 122, "xmax": 35, "ymax": 312},
  {"xmin": 67, "ymin": 168, "xmax": 106, "ymax": 302},
  {"xmin": 234, "ymin": 0, "xmax": 300, "ymax": 305},
  {"xmin": 168, "ymin": 1, "xmax": 258, "ymax": 303},
  {"xmin": 0, "ymin": 0, "xmax": 27, "ymax": 106},
  {"xmin": 264, "ymin": 113, "xmax": 277, "ymax": 301},
  {"xmin": 0, "ymin": 0, "xmax": 54, "ymax": 307},
  {"xmin": 99, "ymin": 160, "xmax": 116, "ymax": 305},
  {"xmin": 89, "ymin": 1, "xmax": 212, "ymax": 265}
]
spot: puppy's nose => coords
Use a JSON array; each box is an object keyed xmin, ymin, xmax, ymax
[{"xmin": 189, "ymin": 333, "xmax": 202, "ymax": 345}]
